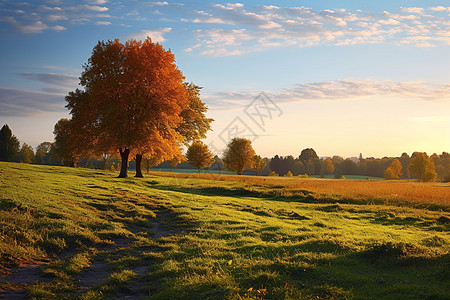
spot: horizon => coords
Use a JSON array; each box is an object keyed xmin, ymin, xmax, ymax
[{"xmin": 1, "ymin": 1, "xmax": 449, "ymax": 158}]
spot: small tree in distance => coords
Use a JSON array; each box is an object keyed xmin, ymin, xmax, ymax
[
  {"xmin": 19, "ymin": 143, "xmax": 35, "ymax": 163},
  {"xmin": 320, "ymin": 158, "xmax": 335, "ymax": 177},
  {"xmin": 54, "ymin": 118, "xmax": 79, "ymax": 167},
  {"xmin": 384, "ymin": 158, "xmax": 402, "ymax": 180},
  {"xmin": 0, "ymin": 124, "xmax": 20, "ymax": 162},
  {"xmin": 142, "ymin": 156, "xmax": 163, "ymax": 174},
  {"xmin": 407, "ymin": 152, "xmax": 437, "ymax": 182},
  {"xmin": 186, "ymin": 141, "xmax": 214, "ymax": 172},
  {"xmin": 223, "ymin": 137, "xmax": 256, "ymax": 175},
  {"xmin": 252, "ymin": 155, "xmax": 266, "ymax": 175}
]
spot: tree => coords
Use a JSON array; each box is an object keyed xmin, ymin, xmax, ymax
[
  {"xmin": 384, "ymin": 158, "xmax": 402, "ymax": 180},
  {"xmin": 66, "ymin": 38, "xmax": 211, "ymax": 178},
  {"xmin": 269, "ymin": 155, "xmax": 283, "ymax": 175},
  {"xmin": 291, "ymin": 160, "xmax": 305, "ymax": 176},
  {"xmin": 407, "ymin": 152, "xmax": 437, "ymax": 182},
  {"xmin": 142, "ymin": 156, "xmax": 163, "ymax": 173},
  {"xmin": 223, "ymin": 137, "xmax": 256, "ymax": 175},
  {"xmin": 35, "ymin": 142, "xmax": 54, "ymax": 164},
  {"xmin": 299, "ymin": 148, "xmax": 320, "ymax": 175},
  {"xmin": 299, "ymin": 148, "xmax": 319, "ymax": 161},
  {"xmin": 53, "ymin": 118, "xmax": 79, "ymax": 167},
  {"xmin": 320, "ymin": 158, "xmax": 335, "ymax": 176},
  {"xmin": 177, "ymin": 83, "xmax": 213, "ymax": 144},
  {"xmin": 210, "ymin": 155, "xmax": 224, "ymax": 171},
  {"xmin": 252, "ymin": 155, "xmax": 266, "ymax": 175},
  {"xmin": 0, "ymin": 124, "xmax": 20, "ymax": 161},
  {"xmin": 19, "ymin": 143, "xmax": 35, "ymax": 163},
  {"xmin": 186, "ymin": 141, "xmax": 214, "ymax": 172},
  {"xmin": 305, "ymin": 160, "xmax": 315, "ymax": 175}
]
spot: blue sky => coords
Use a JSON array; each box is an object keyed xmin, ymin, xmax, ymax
[{"xmin": 1, "ymin": 0, "xmax": 450, "ymax": 158}]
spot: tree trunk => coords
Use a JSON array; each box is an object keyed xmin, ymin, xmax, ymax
[
  {"xmin": 135, "ymin": 154, "xmax": 143, "ymax": 178},
  {"xmin": 118, "ymin": 148, "xmax": 130, "ymax": 178}
]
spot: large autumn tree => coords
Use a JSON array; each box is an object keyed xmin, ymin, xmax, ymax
[
  {"xmin": 66, "ymin": 38, "xmax": 211, "ymax": 178},
  {"xmin": 223, "ymin": 137, "xmax": 256, "ymax": 175},
  {"xmin": 134, "ymin": 82, "xmax": 213, "ymax": 177}
]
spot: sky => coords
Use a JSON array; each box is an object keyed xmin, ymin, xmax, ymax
[{"xmin": 1, "ymin": 0, "xmax": 450, "ymax": 159}]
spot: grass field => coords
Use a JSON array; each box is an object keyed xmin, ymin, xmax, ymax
[
  {"xmin": 150, "ymin": 168, "xmax": 236, "ymax": 175},
  {"xmin": 0, "ymin": 162, "xmax": 449, "ymax": 299}
]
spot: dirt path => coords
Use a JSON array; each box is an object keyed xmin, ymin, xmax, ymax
[{"xmin": 0, "ymin": 210, "xmax": 183, "ymax": 299}]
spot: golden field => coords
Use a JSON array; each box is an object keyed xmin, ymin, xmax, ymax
[{"xmin": 149, "ymin": 171, "xmax": 450, "ymax": 208}]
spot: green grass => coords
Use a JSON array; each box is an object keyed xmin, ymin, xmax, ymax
[{"xmin": 0, "ymin": 162, "xmax": 449, "ymax": 299}]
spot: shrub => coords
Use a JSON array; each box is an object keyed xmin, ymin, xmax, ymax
[
  {"xmin": 284, "ymin": 171, "xmax": 293, "ymax": 177},
  {"xmin": 298, "ymin": 174, "xmax": 308, "ymax": 178},
  {"xmin": 268, "ymin": 171, "xmax": 279, "ymax": 176}
]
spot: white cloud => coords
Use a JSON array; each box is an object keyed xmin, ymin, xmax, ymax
[
  {"xmin": 378, "ymin": 19, "xmax": 400, "ymax": 25},
  {"xmin": 46, "ymin": 14, "xmax": 67, "ymax": 21},
  {"xmin": 429, "ymin": 6, "xmax": 449, "ymax": 12},
  {"xmin": 147, "ymin": 2, "xmax": 168, "ymax": 6},
  {"xmin": 80, "ymin": 5, "xmax": 108, "ymax": 12},
  {"xmin": 181, "ymin": 4, "xmax": 450, "ymax": 56},
  {"xmin": 400, "ymin": 7, "xmax": 424, "ymax": 14},
  {"xmin": 1, "ymin": 16, "xmax": 48, "ymax": 34},
  {"xmin": 95, "ymin": 20, "xmax": 111, "ymax": 25},
  {"xmin": 50, "ymin": 25, "xmax": 66, "ymax": 31},
  {"xmin": 126, "ymin": 28, "xmax": 172, "ymax": 43},
  {"xmin": 0, "ymin": 1, "xmax": 113, "ymax": 34},
  {"xmin": 88, "ymin": 0, "xmax": 108, "ymax": 4},
  {"xmin": 192, "ymin": 17, "xmax": 226, "ymax": 24}
]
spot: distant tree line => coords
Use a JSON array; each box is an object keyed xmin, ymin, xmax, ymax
[{"xmin": 2, "ymin": 122, "xmax": 448, "ymax": 183}]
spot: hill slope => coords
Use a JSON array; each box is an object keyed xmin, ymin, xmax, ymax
[{"xmin": 0, "ymin": 162, "xmax": 449, "ymax": 299}]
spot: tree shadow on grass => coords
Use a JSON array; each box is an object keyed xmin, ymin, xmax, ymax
[
  {"xmin": 0, "ymin": 204, "xmax": 195, "ymax": 299},
  {"xmin": 143, "ymin": 233, "xmax": 450, "ymax": 300}
]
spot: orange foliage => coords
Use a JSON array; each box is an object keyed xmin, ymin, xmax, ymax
[{"xmin": 67, "ymin": 38, "xmax": 194, "ymax": 176}]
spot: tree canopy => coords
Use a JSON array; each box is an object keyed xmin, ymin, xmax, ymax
[
  {"xmin": 66, "ymin": 38, "xmax": 211, "ymax": 177},
  {"xmin": 384, "ymin": 158, "xmax": 402, "ymax": 180},
  {"xmin": 0, "ymin": 124, "xmax": 20, "ymax": 162},
  {"xmin": 19, "ymin": 143, "xmax": 35, "ymax": 164},
  {"xmin": 223, "ymin": 137, "xmax": 256, "ymax": 175},
  {"xmin": 186, "ymin": 140, "xmax": 214, "ymax": 171},
  {"xmin": 407, "ymin": 152, "xmax": 437, "ymax": 182},
  {"xmin": 54, "ymin": 118, "xmax": 79, "ymax": 167},
  {"xmin": 252, "ymin": 155, "xmax": 266, "ymax": 175}
]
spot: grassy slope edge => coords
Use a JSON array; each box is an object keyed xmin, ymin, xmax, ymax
[{"xmin": 0, "ymin": 162, "xmax": 449, "ymax": 299}]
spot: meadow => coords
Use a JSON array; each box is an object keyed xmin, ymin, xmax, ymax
[{"xmin": 0, "ymin": 162, "xmax": 449, "ymax": 299}]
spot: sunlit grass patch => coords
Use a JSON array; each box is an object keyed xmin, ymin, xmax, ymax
[{"xmin": 1, "ymin": 162, "xmax": 449, "ymax": 299}]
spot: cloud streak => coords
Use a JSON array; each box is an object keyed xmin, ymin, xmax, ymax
[
  {"xmin": 205, "ymin": 79, "xmax": 450, "ymax": 109},
  {"xmin": 0, "ymin": 88, "xmax": 66, "ymax": 116},
  {"xmin": 20, "ymin": 73, "xmax": 79, "ymax": 87}
]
